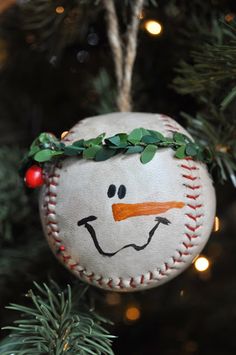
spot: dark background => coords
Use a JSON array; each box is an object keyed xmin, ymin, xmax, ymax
[{"xmin": 0, "ymin": 1, "xmax": 236, "ymax": 354}]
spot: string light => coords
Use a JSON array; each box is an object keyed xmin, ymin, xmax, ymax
[
  {"xmin": 144, "ymin": 20, "xmax": 162, "ymax": 36},
  {"xmin": 194, "ymin": 256, "xmax": 210, "ymax": 272},
  {"xmin": 125, "ymin": 306, "xmax": 141, "ymax": 322},
  {"xmin": 138, "ymin": 10, "xmax": 144, "ymax": 19},
  {"xmin": 215, "ymin": 144, "xmax": 229, "ymax": 153},
  {"xmin": 63, "ymin": 342, "xmax": 69, "ymax": 351},
  {"xmin": 214, "ymin": 216, "xmax": 220, "ymax": 232},
  {"xmin": 0, "ymin": 0, "xmax": 15, "ymax": 14},
  {"xmin": 56, "ymin": 6, "xmax": 65, "ymax": 14},
  {"xmin": 61, "ymin": 131, "xmax": 69, "ymax": 139},
  {"xmin": 225, "ymin": 13, "xmax": 235, "ymax": 22},
  {"xmin": 213, "ymin": 216, "xmax": 220, "ymax": 232}
]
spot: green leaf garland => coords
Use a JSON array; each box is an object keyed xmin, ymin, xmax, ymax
[{"xmin": 23, "ymin": 128, "xmax": 212, "ymax": 171}]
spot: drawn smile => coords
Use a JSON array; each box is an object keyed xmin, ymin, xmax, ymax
[
  {"xmin": 77, "ymin": 184, "xmax": 185, "ymax": 257},
  {"xmin": 77, "ymin": 215, "xmax": 171, "ymax": 257}
]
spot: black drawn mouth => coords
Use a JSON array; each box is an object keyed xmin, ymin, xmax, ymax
[{"xmin": 77, "ymin": 216, "xmax": 171, "ymax": 257}]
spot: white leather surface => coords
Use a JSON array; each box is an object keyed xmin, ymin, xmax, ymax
[{"xmin": 39, "ymin": 113, "xmax": 216, "ymax": 291}]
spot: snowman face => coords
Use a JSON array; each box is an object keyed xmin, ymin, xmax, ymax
[
  {"xmin": 40, "ymin": 112, "xmax": 216, "ymax": 291},
  {"xmin": 44, "ymin": 151, "xmax": 193, "ymax": 287},
  {"xmin": 77, "ymin": 180, "xmax": 184, "ymax": 257}
]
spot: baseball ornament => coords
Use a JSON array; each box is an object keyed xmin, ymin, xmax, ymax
[{"xmin": 35, "ymin": 113, "xmax": 216, "ymax": 292}]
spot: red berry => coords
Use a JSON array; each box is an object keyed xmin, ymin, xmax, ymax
[{"xmin": 24, "ymin": 165, "xmax": 44, "ymax": 188}]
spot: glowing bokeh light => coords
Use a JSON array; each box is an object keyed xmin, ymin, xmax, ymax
[
  {"xmin": 194, "ymin": 256, "xmax": 210, "ymax": 272},
  {"xmin": 214, "ymin": 216, "xmax": 220, "ymax": 232},
  {"xmin": 56, "ymin": 6, "xmax": 65, "ymax": 14},
  {"xmin": 106, "ymin": 293, "xmax": 121, "ymax": 306},
  {"xmin": 138, "ymin": 10, "xmax": 144, "ymax": 19},
  {"xmin": 125, "ymin": 306, "xmax": 141, "ymax": 321},
  {"xmin": 225, "ymin": 13, "xmax": 235, "ymax": 22},
  {"xmin": 61, "ymin": 131, "xmax": 69, "ymax": 139},
  {"xmin": 144, "ymin": 20, "xmax": 162, "ymax": 35}
]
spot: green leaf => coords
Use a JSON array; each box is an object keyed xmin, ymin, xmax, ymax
[
  {"xmin": 147, "ymin": 130, "xmax": 165, "ymax": 141},
  {"xmin": 201, "ymin": 147, "xmax": 212, "ymax": 163},
  {"xmin": 59, "ymin": 142, "xmax": 66, "ymax": 148},
  {"xmin": 196, "ymin": 149, "xmax": 205, "ymax": 162},
  {"xmin": 125, "ymin": 146, "xmax": 144, "ymax": 154},
  {"xmin": 105, "ymin": 135, "xmax": 121, "ymax": 146},
  {"xmin": 28, "ymin": 145, "xmax": 40, "ymax": 157},
  {"xmin": 72, "ymin": 139, "xmax": 85, "ymax": 147},
  {"xmin": 83, "ymin": 146, "xmax": 101, "ymax": 159},
  {"xmin": 175, "ymin": 145, "xmax": 186, "ymax": 159},
  {"xmin": 141, "ymin": 135, "xmax": 159, "ymax": 144},
  {"xmin": 34, "ymin": 149, "xmax": 63, "ymax": 162},
  {"xmin": 185, "ymin": 143, "xmax": 198, "ymax": 157},
  {"xmin": 84, "ymin": 133, "xmax": 105, "ymax": 147},
  {"xmin": 64, "ymin": 146, "xmax": 84, "ymax": 156},
  {"xmin": 95, "ymin": 147, "xmax": 116, "ymax": 161},
  {"xmin": 38, "ymin": 133, "xmax": 57, "ymax": 144},
  {"xmin": 118, "ymin": 133, "xmax": 128, "ymax": 147},
  {"xmin": 128, "ymin": 128, "xmax": 143, "ymax": 144},
  {"xmin": 140, "ymin": 128, "xmax": 150, "ymax": 136},
  {"xmin": 173, "ymin": 132, "xmax": 192, "ymax": 144},
  {"xmin": 34, "ymin": 149, "xmax": 52, "ymax": 162},
  {"xmin": 165, "ymin": 137, "xmax": 175, "ymax": 144},
  {"xmin": 173, "ymin": 132, "xmax": 186, "ymax": 143},
  {"xmin": 140, "ymin": 144, "xmax": 158, "ymax": 164},
  {"xmin": 106, "ymin": 133, "xmax": 128, "ymax": 147}
]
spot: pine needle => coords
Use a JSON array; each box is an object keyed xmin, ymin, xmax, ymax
[{"xmin": 0, "ymin": 282, "xmax": 115, "ymax": 355}]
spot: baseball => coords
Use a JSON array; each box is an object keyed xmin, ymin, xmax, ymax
[{"xmin": 40, "ymin": 112, "xmax": 216, "ymax": 292}]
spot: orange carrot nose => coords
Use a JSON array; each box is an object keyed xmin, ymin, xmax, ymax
[{"xmin": 112, "ymin": 201, "xmax": 185, "ymax": 222}]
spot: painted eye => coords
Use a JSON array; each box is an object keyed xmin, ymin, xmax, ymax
[
  {"xmin": 118, "ymin": 185, "xmax": 126, "ymax": 199},
  {"xmin": 107, "ymin": 184, "xmax": 116, "ymax": 198}
]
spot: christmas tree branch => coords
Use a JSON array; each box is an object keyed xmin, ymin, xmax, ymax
[
  {"xmin": 18, "ymin": 0, "xmax": 101, "ymax": 58},
  {"xmin": 172, "ymin": 8, "xmax": 236, "ymax": 186},
  {"xmin": 0, "ymin": 282, "xmax": 115, "ymax": 355},
  {"xmin": 181, "ymin": 110, "xmax": 236, "ymax": 187},
  {"xmin": 0, "ymin": 147, "xmax": 30, "ymax": 244},
  {"xmin": 173, "ymin": 16, "xmax": 236, "ymax": 100}
]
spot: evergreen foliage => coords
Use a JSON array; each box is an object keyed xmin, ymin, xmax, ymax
[
  {"xmin": 172, "ymin": 7, "xmax": 236, "ymax": 186},
  {"xmin": 0, "ymin": 147, "xmax": 29, "ymax": 243},
  {"xmin": 0, "ymin": 282, "xmax": 114, "ymax": 355}
]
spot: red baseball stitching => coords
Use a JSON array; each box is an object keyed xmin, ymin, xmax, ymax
[
  {"xmin": 181, "ymin": 164, "xmax": 199, "ymax": 171},
  {"xmin": 42, "ymin": 114, "xmax": 204, "ymax": 290},
  {"xmin": 182, "ymin": 174, "xmax": 198, "ymax": 181}
]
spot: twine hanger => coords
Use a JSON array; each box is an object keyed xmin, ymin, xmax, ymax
[{"xmin": 103, "ymin": 0, "xmax": 145, "ymax": 112}]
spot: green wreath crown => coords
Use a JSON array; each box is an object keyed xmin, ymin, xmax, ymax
[{"xmin": 23, "ymin": 127, "xmax": 212, "ymax": 170}]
